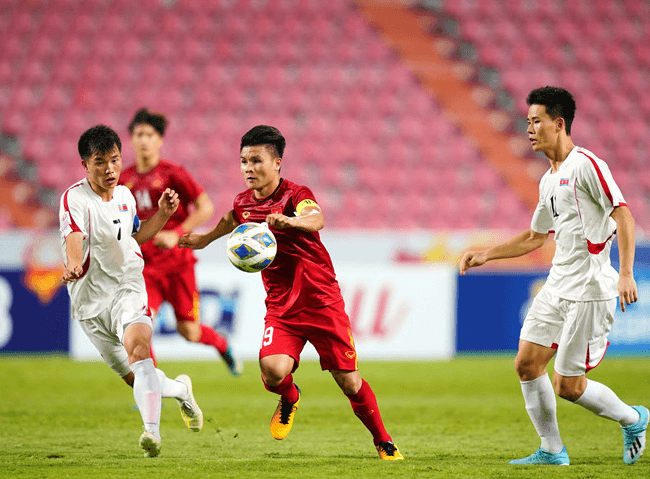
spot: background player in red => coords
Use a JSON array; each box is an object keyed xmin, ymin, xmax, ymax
[
  {"xmin": 121, "ymin": 108, "xmax": 242, "ymax": 376},
  {"xmin": 179, "ymin": 125, "xmax": 403, "ymax": 460}
]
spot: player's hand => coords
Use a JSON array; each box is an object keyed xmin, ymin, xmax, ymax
[
  {"xmin": 459, "ymin": 250, "xmax": 487, "ymax": 275},
  {"xmin": 153, "ymin": 230, "xmax": 179, "ymax": 249},
  {"xmin": 265, "ymin": 213, "xmax": 294, "ymax": 230},
  {"xmin": 618, "ymin": 272, "xmax": 638, "ymax": 312},
  {"xmin": 178, "ymin": 233, "xmax": 210, "ymax": 250},
  {"xmin": 62, "ymin": 264, "xmax": 83, "ymax": 283},
  {"xmin": 158, "ymin": 188, "xmax": 179, "ymax": 217}
]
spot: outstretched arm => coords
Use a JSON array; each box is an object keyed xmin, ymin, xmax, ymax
[
  {"xmin": 154, "ymin": 192, "xmax": 214, "ymax": 249},
  {"xmin": 459, "ymin": 228, "xmax": 548, "ymax": 275},
  {"xmin": 611, "ymin": 205, "xmax": 638, "ymax": 312},
  {"xmin": 178, "ymin": 209, "xmax": 239, "ymax": 250},
  {"xmin": 133, "ymin": 188, "xmax": 179, "ymax": 245}
]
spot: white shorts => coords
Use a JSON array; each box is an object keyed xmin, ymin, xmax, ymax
[
  {"xmin": 520, "ymin": 287, "xmax": 615, "ymax": 377},
  {"xmin": 77, "ymin": 287, "xmax": 152, "ymax": 377}
]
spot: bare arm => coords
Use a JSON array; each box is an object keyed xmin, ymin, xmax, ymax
[
  {"xmin": 178, "ymin": 209, "xmax": 239, "ymax": 250},
  {"xmin": 611, "ymin": 205, "xmax": 638, "ymax": 312},
  {"xmin": 62, "ymin": 232, "xmax": 84, "ymax": 283},
  {"xmin": 265, "ymin": 206, "xmax": 324, "ymax": 232},
  {"xmin": 153, "ymin": 191, "xmax": 214, "ymax": 249},
  {"xmin": 133, "ymin": 188, "xmax": 179, "ymax": 245},
  {"xmin": 459, "ymin": 228, "xmax": 548, "ymax": 275}
]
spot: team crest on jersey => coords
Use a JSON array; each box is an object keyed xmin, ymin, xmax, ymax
[
  {"xmin": 118, "ymin": 203, "xmax": 128, "ymax": 212},
  {"xmin": 242, "ymin": 211, "xmax": 250, "ymax": 219},
  {"xmin": 272, "ymin": 208, "xmax": 282, "ymax": 214},
  {"xmin": 559, "ymin": 178, "xmax": 570, "ymax": 186},
  {"xmin": 153, "ymin": 179, "xmax": 162, "ymax": 187}
]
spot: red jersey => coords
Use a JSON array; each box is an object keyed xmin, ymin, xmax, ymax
[
  {"xmin": 120, "ymin": 159, "xmax": 202, "ymax": 271},
  {"xmin": 232, "ymin": 178, "xmax": 342, "ymax": 317}
]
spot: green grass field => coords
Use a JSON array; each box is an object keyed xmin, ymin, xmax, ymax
[{"xmin": 2, "ymin": 355, "xmax": 650, "ymax": 478}]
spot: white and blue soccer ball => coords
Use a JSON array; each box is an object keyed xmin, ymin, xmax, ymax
[{"xmin": 226, "ymin": 222, "xmax": 277, "ymax": 273}]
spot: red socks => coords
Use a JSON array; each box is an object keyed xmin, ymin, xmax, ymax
[
  {"xmin": 264, "ymin": 374, "xmax": 300, "ymax": 404},
  {"xmin": 198, "ymin": 324, "xmax": 228, "ymax": 354},
  {"xmin": 346, "ymin": 379, "xmax": 391, "ymax": 445}
]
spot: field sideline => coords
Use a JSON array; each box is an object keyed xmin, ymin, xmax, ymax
[{"xmin": 2, "ymin": 355, "xmax": 650, "ymax": 478}]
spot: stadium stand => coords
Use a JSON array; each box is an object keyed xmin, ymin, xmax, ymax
[{"xmin": 0, "ymin": 0, "xmax": 648, "ymax": 232}]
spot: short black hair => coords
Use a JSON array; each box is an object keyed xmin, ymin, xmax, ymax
[
  {"xmin": 240, "ymin": 125, "xmax": 286, "ymax": 158},
  {"xmin": 78, "ymin": 125, "xmax": 122, "ymax": 161},
  {"xmin": 128, "ymin": 108, "xmax": 168, "ymax": 136},
  {"xmin": 526, "ymin": 86, "xmax": 576, "ymax": 135}
]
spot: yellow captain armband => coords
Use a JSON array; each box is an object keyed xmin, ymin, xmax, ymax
[{"xmin": 295, "ymin": 198, "xmax": 320, "ymax": 216}]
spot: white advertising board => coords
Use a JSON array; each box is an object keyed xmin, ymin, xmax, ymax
[{"xmin": 70, "ymin": 264, "xmax": 456, "ymax": 362}]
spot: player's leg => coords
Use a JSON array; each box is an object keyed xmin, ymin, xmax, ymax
[
  {"xmin": 168, "ymin": 268, "xmax": 243, "ymax": 376},
  {"xmin": 554, "ymin": 299, "xmax": 648, "ymax": 464},
  {"xmin": 510, "ymin": 289, "xmax": 568, "ymax": 465},
  {"xmin": 123, "ymin": 320, "xmax": 162, "ymax": 456},
  {"xmin": 510, "ymin": 340, "xmax": 567, "ymax": 464},
  {"xmin": 259, "ymin": 321, "xmax": 305, "ymax": 440},
  {"xmin": 330, "ymin": 369, "xmax": 403, "ymax": 460},
  {"xmin": 143, "ymin": 269, "xmax": 164, "ymax": 367}
]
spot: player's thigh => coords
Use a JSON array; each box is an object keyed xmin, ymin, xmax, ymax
[
  {"xmin": 554, "ymin": 299, "xmax": 615, "ymax": 377},
  {"xmin": 162, "ymin": 268, "xmax": 200, "ymax": 323},
  {"xmin": 78, "ymin": 314, "xmax": 131, "ymax": 377},
  {"xmin": 143, "ymin": 269, "xmax": 165, "ymax": 314},
  {"xmin": 520, "ymin": 288, "xmax": 565, "ymax": 348},
  {"xmin": 259, "ymin": 319, "xmax": 306, "ymax": 372},
  {"xmin": 110, "ymin": 287, "xmax": 153, "ymax": 344},
  {"xmin": 305, "ymin": 302, "xmax": 358, "ymax": 372}
]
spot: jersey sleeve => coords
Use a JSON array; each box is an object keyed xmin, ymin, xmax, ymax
[
  {"xmin": 531, "ymin": 200, "xmax": 553, "ymax": 234},
  {"xmin": 59, "ymin": 187, "xmax": 87, "ymax": 238},
  {"xmin": 577, "ymin": 155, "xmax": 626, "ymax": 215},
  {"xmin": 170, "ymin": 165, "xmax": 203, "ymax": 204},
  {"xmin": 292, "ymin": 186, "xmax": 320, "ymax": 216}
]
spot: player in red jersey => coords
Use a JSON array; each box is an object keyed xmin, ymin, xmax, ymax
[
  {"xmin": 179, "ymin": 125, "xmax": 403, "ymax": 460},
  {"xmin": 121, "ymin": 108, "xmax": 242, "ymax": 376}
]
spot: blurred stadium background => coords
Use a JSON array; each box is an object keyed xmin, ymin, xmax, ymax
[{"xmin": 1, "ymin": 0, "xmax": 649, "ymax": 360}]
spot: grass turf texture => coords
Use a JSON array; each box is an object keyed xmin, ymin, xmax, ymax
[{"xmin": 2, "ymin": 356, "xmax": 650, "ymax": 478}]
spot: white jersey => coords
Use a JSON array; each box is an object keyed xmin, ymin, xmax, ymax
[
  {"xmin": 531, "ymin": 146, "xmax": 626, "ymax": 301},
  {"xmin": 59, "ymin": 178, "xmax": 147, "ymax": 320}
]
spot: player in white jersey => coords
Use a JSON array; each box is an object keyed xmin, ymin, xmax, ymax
[
  {"xmin": 460, "ymin": 87, "xmax": 648, "ymax": 466},
  {"xmin": 60, "ymin": 125, "xmax": 204, "ymax": 457}
]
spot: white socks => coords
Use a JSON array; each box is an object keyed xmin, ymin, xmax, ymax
[
  {"xmin": 155, "ymin": 368, "xmax": 189, "ymax": 401},
  {"xmin": 521, "ymin": 373, "xmax": 564, "ymax": 453},
  {"xmin": 132, "ymin": 358, "xmax": 162, "ymax": 440},
  {"xmin": 574, "ymin": 379, "xmax": 640, "ymax": 426}
]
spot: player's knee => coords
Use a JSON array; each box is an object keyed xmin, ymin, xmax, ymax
[
  {"xmin": 260, "ymin": 367, "xmax": 286, "ymax": 388},
  {"xmin": 178, "ymin": 325, "xmax": 201, "ymax": 342},
  {"xmin": 331, "ymin": 370, "xmax": 362, "ymax": 395},
  {"xmin": 514, "ymin": 355, "xmax": 537, "ymax": 380},
  {"xmin": 128, "ymin": 342, "xmax": 151, "ymax": 364},
  {"xmin": 553, "ymin": 376, "xmax": 585, "ymax": 401}
]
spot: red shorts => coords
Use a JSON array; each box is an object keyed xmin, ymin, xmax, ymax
[
  {"xmin": 144, "ymin": 266, "xmax": 199, "ymax": 323},
  {"xmin": 260, "ymin": 300, "xmax": 358, "ymax": 372}
]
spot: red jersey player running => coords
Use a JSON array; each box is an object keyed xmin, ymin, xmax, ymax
[
  {"xmin": 121, "ymin": 109, "xmax": 242, "ymax": 375},
  {"xmin": 179, "ymin": 125, "xmax": 403, "ymax": 460}
]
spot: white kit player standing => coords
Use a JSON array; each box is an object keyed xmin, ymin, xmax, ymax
[
  {"xmin": 60, "ymin": 125, "xmax": 203, "ymax": 457},
  {"xmin": 460, "ymin": 86, "xmax": 648, "ymax": 466}
]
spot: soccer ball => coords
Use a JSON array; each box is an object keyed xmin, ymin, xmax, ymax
[{"xmin": 226, "ymin": 222, "xmax": 277, "ymax": 272}]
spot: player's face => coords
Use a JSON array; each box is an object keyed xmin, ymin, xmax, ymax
[
  {"xmin": 240, "ymin": 145, "xmax": 281, "ymax": 198},
  {"xmin": 83, "ymin": 145, "xmax": 122, "ymax": 199},
  {"xmin": 130, "ymin": 124, "xmax": 163, "ymax": 160},
  {"xmin": 527, "ymin": 104, "xmax": 560, "ymax": 153}
]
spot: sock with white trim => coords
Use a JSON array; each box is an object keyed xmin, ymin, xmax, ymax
[
  {"xmin": 574, "ymin": 379, "xmax": 639, "ymax": 426},
  {"xmin": 521, "ymin": 373, "xmax": 564, "ymax": 453},
  {"xmin": 132, "ymin": 358, "xmax": 162, "ymax": 440}
]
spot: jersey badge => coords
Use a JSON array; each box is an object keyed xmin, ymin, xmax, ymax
[
  {"xmin": 118, "ymin": 203, "xmax": 129, "ymax": 212},
  {"xmin": 242, "ymin": 211, "xmax": 250, "ymax": 219},
  {"xmin": 153, "ymin": 179, "xmax": 162, "ymax": 188},
  {"xmin": 559, "ymin": 178, "xmax": 570, "ymax": 186},
  {"xmin": 272, "ymin": 208, "xmax": 282, "ymax": 214}
]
